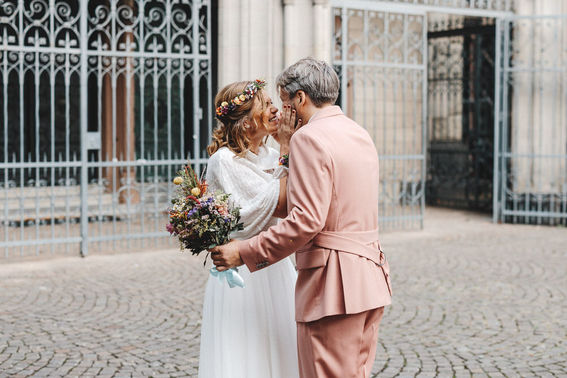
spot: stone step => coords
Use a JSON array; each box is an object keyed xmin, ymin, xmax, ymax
[{"xmin": 0, "ymin": 185, "xmax": 171, "ymax": 223}]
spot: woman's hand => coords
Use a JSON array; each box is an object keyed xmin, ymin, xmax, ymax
[{"xmin": 272, "ymin": 105, "xmax": 302, "ymax": 147}]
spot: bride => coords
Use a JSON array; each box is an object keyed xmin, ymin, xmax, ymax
[{"xmin": 198, "ymin": 79, "xmax": 301, "ymax": 378}]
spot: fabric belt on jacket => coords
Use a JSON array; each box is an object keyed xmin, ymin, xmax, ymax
[{"xmin": 312, "ymin": 229, "xmax": 385, "ymax": 267}]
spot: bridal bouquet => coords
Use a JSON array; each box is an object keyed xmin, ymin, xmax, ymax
[{"xmin": 167, "ymin": 164, "xmax": 245, "ymax": 287}]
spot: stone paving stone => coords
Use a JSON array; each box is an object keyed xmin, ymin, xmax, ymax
[
  {"xmin": 113, "ymin": 374, "xmax": 132, "ymax": 378},
  {"xmin": 0, "ymin": 208, "xmax": 566, "ymax": 377}
]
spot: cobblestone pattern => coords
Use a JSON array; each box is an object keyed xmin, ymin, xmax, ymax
[
  {"xmin": 372, "ymin": 210, "xmax": 567, "ymax": 378},
  {"xmin": 0, "ymin": 208, "xmax": 565, "ymax": 377}
]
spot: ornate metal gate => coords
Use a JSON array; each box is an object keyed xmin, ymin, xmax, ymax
[
  {"xmin": 332, "ymin": 1, "xmax": 428, "ymax": 230},
  {"xmin": 0, "ymin": 0, "xmax": 212, "ymax": 257},
  {"xmin": 427, "ymin": 16, "xmax": 495, "ymax": 211},
  {"xmin": 494, "ymin": 15, "xmax": 567, "ymax": 225}
]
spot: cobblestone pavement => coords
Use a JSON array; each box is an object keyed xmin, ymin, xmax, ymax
[{"xmin": 0, "ymin": 208, "xmax": 566, "ymax": 377}]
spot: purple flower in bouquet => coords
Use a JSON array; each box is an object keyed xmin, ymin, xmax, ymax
[{"xmin": 166, "ymin": 223, "xmax": 174, "ymax": 234}]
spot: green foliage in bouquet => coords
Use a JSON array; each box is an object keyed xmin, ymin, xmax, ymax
[{"xmin": 167, "ymin": 164, "xmax": 244, "ymax": 255}]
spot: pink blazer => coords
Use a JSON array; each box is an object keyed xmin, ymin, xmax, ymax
[{"xmin": 238, "ymin": 105, "xmax": 392, "ymax": 322}]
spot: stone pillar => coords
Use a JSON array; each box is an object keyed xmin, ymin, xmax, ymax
[
  {"xmin": 511, "ymin": 0, "xmax": 566, "ymax": 194},
  {"xmin": 217, "ymin": 0, "xmax": 241, "ymax": 86},
  {"xmin": 217, "ymin": 0, "xmax": 284, "ymax": 96},
  {"xmin": 283, "ymin": 0, "xmax": 297, "ymax": 68},
  {"xmin": 312, "ymin": 0, "xmax": 332, "ymax": 62}
]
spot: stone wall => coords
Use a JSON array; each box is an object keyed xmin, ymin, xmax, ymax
[
  {"xmin": 217, "ymin": 0, "xmax": 332, "ymax": 100},
  {"xmin": 510, "ymin": 0, "xmax": 567, "ymax": 194}
]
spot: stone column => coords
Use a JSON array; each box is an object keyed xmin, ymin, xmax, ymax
[
  {"xmin": 511, "ymin": 0, "xmax": 566, "ymax": 194},
  {"xmin": 312, "ymin": 0, "xmax": 332, "ymax": 62},
  {"xmin": 282, "ymin": 0, "xmax": 316, "ymax": 65},
  {"xmin": 217, "ymin": 0, "xmax": 241, "ymax": 86},
  {"xmin": 283, "ymin": 0, "xmax": 297, "ymax": 67},
  {"xmin": 218, "ymin": 0, "xmax": 284, "ymax": 92}
]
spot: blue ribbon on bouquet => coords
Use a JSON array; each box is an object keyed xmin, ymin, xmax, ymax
[{"xmin": 209, "ymin": 267, "xmax": 245, "ymax": 288}]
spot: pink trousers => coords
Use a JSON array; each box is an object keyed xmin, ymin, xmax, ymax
[{"xmin": 297, "ymin": 307, "xmax": 385, "ymax": 378}]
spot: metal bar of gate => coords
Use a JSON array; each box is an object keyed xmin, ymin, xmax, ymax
[
  {"xmin": 207, "ymin": 2, "xmax": 213, "ymax": 155},
  {"xmin": 192, "ymin": 0, "xmax": 201, "ymax": 176},
  {"xmin": 340, "ymin": 5, "xmax": 347, "ymax": 114},
  {"xmin": 499, "ymin": 18, "xmax": 511, "ymax": 224},
  {"xmin": 421, "ymin": 11, "xmax": 428, "ymax": 230},
  {"xmin": 2, "ymin": 30, "xmax": 7, "ymax": 257},
  {"xmin": 79, "ymin": 0, "xmax": 89, "ymax": 256},
  {"xmin": 492, "ymin": 18, "xmax": 502, "ymax": 223},
  {"xmin": 18, "ymin": 6, "xmax": 24, "ymax": 257}
]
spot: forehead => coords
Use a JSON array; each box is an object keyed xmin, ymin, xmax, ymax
[
  {"xmin": 260, "ymin": 90, "xmax": 271, "ymax": 101},
  {"xmin": 256, "ymin": 91, "xmax": 272, "ymax": 106},
  {"xmin": 278, "ymin": 87, "xmax": 291, "ymax": 101}
]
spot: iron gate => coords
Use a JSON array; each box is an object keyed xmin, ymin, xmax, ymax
[
  {"xmin": 332, "ymin": 1, "xmax": 428, "ymax": 230},
  {"xmin": 0, "ymin": 0, "xmax": 212, "ymax": 257},
  {"xmin": 494, "ymin": 15, "xmax": 567, "ymax": 225},
  {"xmin": 427, "ymin": 16, "xmax": 495, "ymax": 211}
]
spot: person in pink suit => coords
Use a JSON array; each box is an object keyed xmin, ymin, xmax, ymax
[{"xmin": 211, "ymin": 57, "xmax": 392, "ymax": 378}]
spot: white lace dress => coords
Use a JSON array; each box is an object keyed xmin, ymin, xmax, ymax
[{"xmin": 198, "ymin": 146, "xmax": 299, "ymax": 378}]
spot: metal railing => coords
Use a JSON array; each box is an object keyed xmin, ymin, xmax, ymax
[
  {"xmin": 332, "ymin": 3, "xmax": 428, "ymax": 230},
  {"xmin": 1, "ymin": 0, "xmax": 212, "ymax": 257},
  {"xmin": 388, "ymin": 0, "xmax": 513, "ymax": 11},
  {"xmin": 494, "ymin": 15, "xmax": 567, "ymax": 225}
]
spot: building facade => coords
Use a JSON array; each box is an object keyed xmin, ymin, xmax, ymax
[
  {"xmin": 218, "ymin": 0, "xmax": 567, "ymax": 228},
  {"xmin": 1, "ymin": 0, "xmax": 566, "ymax": 258}
]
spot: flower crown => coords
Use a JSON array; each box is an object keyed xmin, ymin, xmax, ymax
[{"xmin": 215, "ymin": 79, "xmax": 267, "ymax": 118}]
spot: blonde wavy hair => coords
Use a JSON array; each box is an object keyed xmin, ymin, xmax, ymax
[{"xmin": 207, "ymin": 81, "xmax": 268, "ymax": 157}]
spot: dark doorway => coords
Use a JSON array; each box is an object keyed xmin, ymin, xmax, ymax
[{"xmin": 426, "ymin": 16, "xmax": 495, "ymax": 212}]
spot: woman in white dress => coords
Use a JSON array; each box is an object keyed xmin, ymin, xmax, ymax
[{"xmin": 198, "ymin": 80, "xmax": 301, "ymax": 378}]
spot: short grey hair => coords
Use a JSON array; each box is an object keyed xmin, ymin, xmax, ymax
[{"xmin": 276, "ymin": 57, "xmax": 340, "ymax": 106}]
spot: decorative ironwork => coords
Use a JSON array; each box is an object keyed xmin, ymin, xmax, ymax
[
  {"xmin": 427, "ymin": 16, "xmax": 495, "ymax": 211},
  {"xmin": 329, "ymin": 0, "xmax": 514, "ymax": 14},
  {"xmin": 382, "ymin": 0, "xmax": 513, "ymax": 11},
  {"xmin": 495, "ymin": 15, "xmax": 567, "ymax": 225},
  {"xmin": 0, "ymin": 0, "xmax": 212, "ymax": 257},
  {"xmin": 333, "ymin": 4, "xmax": 427, "ymax": 230}
]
